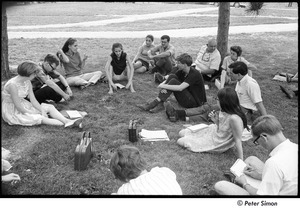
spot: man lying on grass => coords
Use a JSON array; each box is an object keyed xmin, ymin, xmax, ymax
[{"xmin": 137, "ymin": 53, "xmax": 207, "ymax": 114}]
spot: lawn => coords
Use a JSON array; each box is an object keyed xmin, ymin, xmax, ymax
[{"xmin": 2, "ymin": 2, "xmax": 298, "ymax": 196}]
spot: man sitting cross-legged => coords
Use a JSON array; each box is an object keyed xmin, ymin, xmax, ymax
[
  {"xmin": 137, "ymin": 53, "xmax": 207, "ymax": 113},
  {"xmin": 31, "ymin": 54, "xmax": 73, "ymax": 104}
]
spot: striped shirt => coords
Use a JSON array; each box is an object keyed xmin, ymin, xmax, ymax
[{"xmin": 116, "ymin": 167, "xmax": 183, "ymax": 195}]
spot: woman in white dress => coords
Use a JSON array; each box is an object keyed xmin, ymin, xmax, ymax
[
  {"xmin": 2, "ymin": 61, "xmax": 82, "ymax": 128},
  {"xmin": 177, "ymin": 87, "xmax": 249, "ymax": 160}
]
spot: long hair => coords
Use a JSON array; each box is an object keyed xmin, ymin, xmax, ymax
[
  {"xmin": 17, "ymin": 61, "xmax": 40, "ymax": 77},
  {"xmin": 218, "ymin": 87, "xmax": 248, "ymax": 130},
  {"xmin": 110, "ymin": 145, "xmax": 146, "ymax": 182},
  {"xmin": 62, "ymin": 38, "xmax": 77, "ymax": 53}
]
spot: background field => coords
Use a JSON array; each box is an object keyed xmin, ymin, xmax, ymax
[{"xmin": 2, "ymin": 2, "xmax": 298, "ymax": 196}]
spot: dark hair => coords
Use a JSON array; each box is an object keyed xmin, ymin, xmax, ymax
[
  {"xmin": 230, "ymin": 46, "xmax": 242, "ymax": 57},
  {"xmin": 161, "ymin": 35, "xmax": 170, "ymax": 42},
  {"xmin": 62, "ymin": 38, "xmax": 77, "ymax": 53},
  {"xmin": 112, "ymin": 43, "xmax": 123, "ymax": 52},
  {"xmin": 110, "ymin": 145, "xmax": 146, "ymax": 182},
  {"xmin": 217, "ymin": 87, "xmax": 248, "ymax": 130},
  {"xmin": 17, "ymin": 61, "xmax": 40, "ymax": 77},
  {"xmin": 251, "ymin": 115, "xmax": 283, "ymax": 137},
  {"xmin": 146, "ymin": 34, "xmax": 154, "ymax": 42},
  {"xmin": 176, "ymin": 53, "xmax": 193, "ymax": 66},
  {"xmin": 44, "ymin": 54, "xmax": 60, "ymax": 66},
  {"xmin": 230, "ymin": 61, "xmax": 248, "ymax": 75}
]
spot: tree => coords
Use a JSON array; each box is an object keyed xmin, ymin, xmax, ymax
[
  {"xmin": 217, "ymin": 2, "xmax": 264, "ymax": 63},
  {"xmin": 1, "ymin": 2, "xmax": 10, "ymax": 81}
]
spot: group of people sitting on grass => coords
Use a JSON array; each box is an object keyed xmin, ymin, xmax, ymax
[{"xmin": 2, "ymin": 34, "xmax": 298, "ymax": 195}]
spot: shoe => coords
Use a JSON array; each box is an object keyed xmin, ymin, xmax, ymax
[
  {"xmin": 136, "ymin": 99, "xmax": 159, "ymax": 111},
  {"xmin": 164, "ymin": 101, "xmax": 178, "ymax": 122},
  {"xmin": 150, "ymin": 66, "xmax": 159, "ymax": 74},
  {"xmin": 65, "ymin": 118, "xmax": 83, "ymax": 128},
  {"xmin": 286, "ymin": 73, "xmax": 292, "ymax": 83},
  {"xmin": 154, "ymin": 72, "xmax": 165, "ymax": 84},
  {"xmin": 223, "ymin": 171, "xmax": 235, "ymax": 183},
  {"xmin": 149, "ymin": 102, "xmax": 164, "ymax": 113}
]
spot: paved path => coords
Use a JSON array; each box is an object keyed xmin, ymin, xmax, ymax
[
  {"xmin": 7, "ymin": 6, "xmax": 298, "ymax": 39},
  {"xmin": 8, "ymin": 23, "xmax": 297, "ymax": 39}
]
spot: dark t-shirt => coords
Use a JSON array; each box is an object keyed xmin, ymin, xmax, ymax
[
  {"xmin": 110, "ymin": 52, "xmax": 127, "ymax": 75},
  {"xmin": 175, "ymin": 66, "xmax": 207, "ymax": 106},
  {"xmin": 31, "ymin": 63, "xmax": 60, "ymax": 92}
]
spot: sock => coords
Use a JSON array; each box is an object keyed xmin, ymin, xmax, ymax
[{"xmin": 176, "ymin": 110, "xmax": 186, "ymax": 121}]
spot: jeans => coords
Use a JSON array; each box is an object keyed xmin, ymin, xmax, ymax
[
  {"xmin": 186, "ymin": 103, "xmax": 220, "ymax": 122},
  {"xmin": 154, "ymin": 57, "xmax": 177, "ymax": 75}
]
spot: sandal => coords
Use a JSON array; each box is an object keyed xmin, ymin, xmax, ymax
[{"xmin": 65, "ymin": 118, "xmax": 83, "ymax": 128}]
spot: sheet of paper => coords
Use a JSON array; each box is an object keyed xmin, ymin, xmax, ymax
[
  {"xmin": 115, "ymin": 83, "xmax": 125, "ymax": 89},
  {"xmin": 139, "ymin": 129, "xmax": 170, "ymax": 141},
  {"xmin": 66, "ymin": 110, "xmax": 82, "ymax": 119}
]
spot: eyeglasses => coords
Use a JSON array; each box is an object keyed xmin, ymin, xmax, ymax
[
  {"xmin": 48, "ymin": 63, "xmax": 55, "ymax": 71},
  {"xmin": 252, "ymin": 135, "xmax": 260, "ymax": 146}
]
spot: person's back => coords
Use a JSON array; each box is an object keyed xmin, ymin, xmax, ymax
[
  {"xmin": 116, "ymin": 166, "xmax": 182, "ymax": 195},
  {"xmin": 258, "ymin": 139, "xmax": 298, "ymax": 195}
]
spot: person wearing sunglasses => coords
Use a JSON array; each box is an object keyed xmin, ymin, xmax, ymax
[
  {"xmin": 192, "ymin": 38, "xmax": 221, "ymax": 82},
  {"xmin": 31, "ymin": 54, "xmax": 72, "ymax": 104},
  {"xmin": 214, "ymin": 115, "xmax": 298, "ymax": 195}
]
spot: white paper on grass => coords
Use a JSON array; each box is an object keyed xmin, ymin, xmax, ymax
[
  {"xmin": 230, "ymin": 158, "xmax": 261, "ymax": 188},
  {"xmin": 66, "ymin": 110, "xmax": 82, "ymax": 119},
  {"xmin": 115, "ymin": 83, "xmax": 125, "ymax": 89},
  {"xmin": 139, "ymin": 129, "xmax": 170, "ymax": 141}
]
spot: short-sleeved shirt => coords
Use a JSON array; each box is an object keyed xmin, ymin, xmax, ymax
[
  {"xmin": 151, "ymin": 43, "xmax": 176, "ymax": 66},
  {"xmin": 235, "ymin": 74, "xmax": 262, "ymax": 111},
  {"xmin": 175, "ymin": 66, "xmax": 207, "ymax": 106},
  {"xmin": 31, "ymin": 62, "xmax": 60, "ymax": 92},
  {"xmin": 62, "ymin": 51, "xmax": 83, "ymax": 78},
  {"xmin": 222, "ymin": 56, "xmax": 250, "ymax": 73},
  {"xmin": 194, "ymin": 45, "xmax": 221, "ymax": 73},
  {"xmin": 110, "ymin": 51, "xmax": 127, "ymax": 75},
  {"xmin": 116, "ymin": 167, "xmax": 182, "ymax": 195},
  {"xmin": 257, "ymin": 139, "xmax": 298, "ymax": 195}
]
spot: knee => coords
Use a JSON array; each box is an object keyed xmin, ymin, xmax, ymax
[
  {"xmin": 244, "ymin": 156, "xmax": 259, "ymax": 164},
  {"xmin": 167, "ymin": 77, "xmax": 180, "ymax": 85},
  {"xmin": 214, "ymin": 181, "xmax": 228, "ymax": 195}
]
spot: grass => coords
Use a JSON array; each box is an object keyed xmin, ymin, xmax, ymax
[{"xmin": 2, "ymin": 2, "xmax": 298, "ymax": 196}]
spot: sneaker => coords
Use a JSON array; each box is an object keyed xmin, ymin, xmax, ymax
[
  {"xmin": 164, "ymin": 101, "xmax": 178, "ymax": 122},
  {"xmin": 149, "ymin": 102, "xmax": 164, "ymax": 113},
  {"xmin": 154, "ymin": 72, "xmax": 165, "ymax": 84}
]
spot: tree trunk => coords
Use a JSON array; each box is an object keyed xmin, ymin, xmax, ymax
[
  {"xmin": 217, "ymin": 2, "xmax": 230, "ymax": 63},
  {"xmin": 1, "ymin": 5, "xmax": 10, "ymax": 81}
]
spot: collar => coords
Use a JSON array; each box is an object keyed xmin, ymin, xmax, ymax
[
  {"xmin": 238, "ymin": 74, "xmax": 249, "ymax": 84},
  {"xmin": 269, "ymin": 139, "xmax": 290, "ymax": 157}
]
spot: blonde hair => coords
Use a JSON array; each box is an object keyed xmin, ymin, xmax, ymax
[{"xmin": 17, "ymin": 61, "xmax": 40, "ymax": 77}]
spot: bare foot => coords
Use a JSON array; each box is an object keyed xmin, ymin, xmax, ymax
[
  {"xmin": 108, "ymin": 89, "xmax": 114, "ymax": 95},
  {"xmin": 130, "ymin": 87, "xmax": 136, "ymax": 93}
]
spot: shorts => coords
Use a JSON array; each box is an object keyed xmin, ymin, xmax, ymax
[{"xmin": 136, "ymin": 58, "xmax": 150, "ymax": 70}]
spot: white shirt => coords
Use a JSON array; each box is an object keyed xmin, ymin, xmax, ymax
[
  {"xmin": 116, "ymin": 167, "xmax": 183, "ymax": 195},
  {"xmin": 257, "ymin": 139, "xmax": 298, "ymax": 195},
  {"xmin": 235, "ymin": 74, "xmax": 262, "ymax": 111},
  {"xmin": 221, "ymin": 56, "xmax": 250, "ymax": 73},
  {"xmin": 194, "ymin": 45, "xmax": 221, "ymax": 74}
]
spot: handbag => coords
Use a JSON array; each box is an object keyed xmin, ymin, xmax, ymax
[{"xmin": 74, "ymin": 131, "xmax": 94, "ymax": 171}]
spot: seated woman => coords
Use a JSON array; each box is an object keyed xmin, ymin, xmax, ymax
[
  {"xmin": 219, "ymin": 46, "xmax": 257, "ymax": 89},
  {"xmin": 132, "ymin": 34, "xmax": 155, "ymax": 73},
  {"xmin": 57, "ymin": 38, "xmax": 103, "ymax": 90},
  {"xmin": 105, "ymin": 43, "xmax": 135, "ymax": 94},
  {"xmin": 177, "ymin": 87, "xmax": 248, "ymax": 160},
  {"xmin": 2, "ymin": 61, "xmax": 82, "ymax": 128},
  {"xmin": 110, "ymin": 145, "xmax": 182, "ymax": 195}
]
